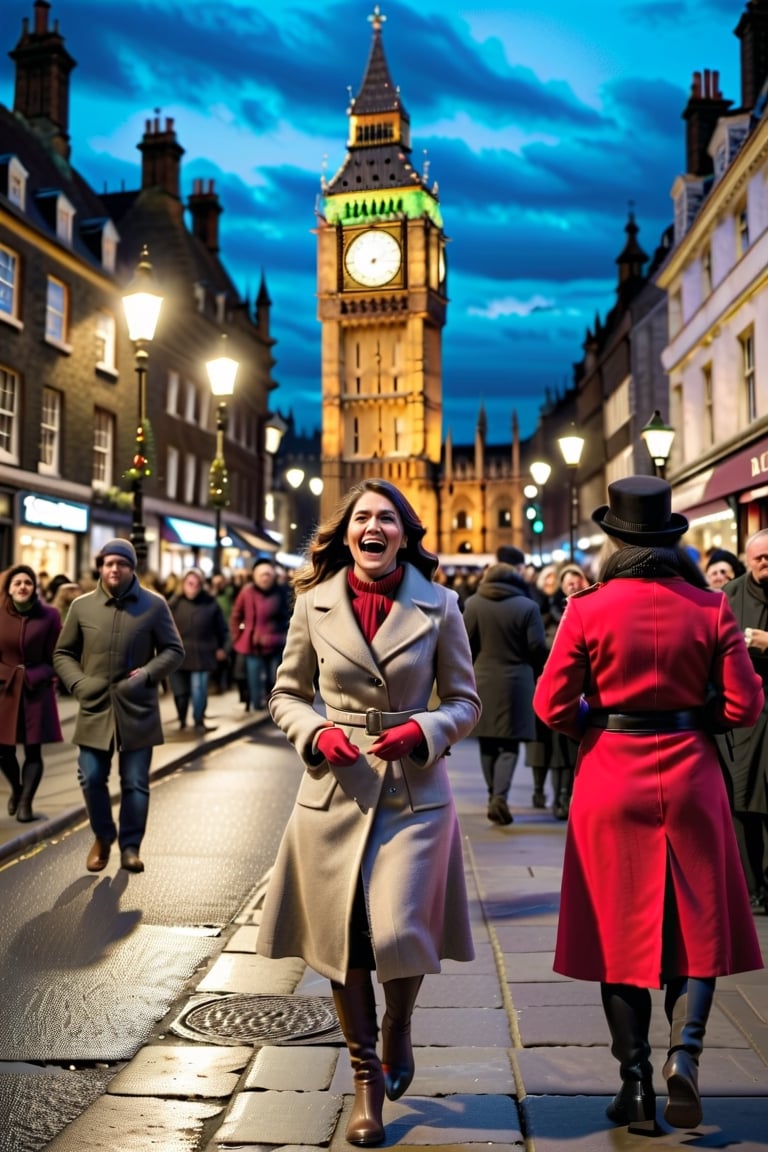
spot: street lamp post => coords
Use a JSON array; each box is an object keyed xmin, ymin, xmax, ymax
[
  {"xmin": 558, "ymin": 429, "xmax": 585, "ymax": 560},
  {"xmin": 528, "ymin": 460, "xmax": 551, "ymax": 561},
  {"xmin": 121, "ymin": 246, "xmax": 164, "ymax": 573},
  {"xmin": 206, "ymin": 335, "xmax": 239, "ymax": 574},
  {"xmin": 641, "ymin": 409, "xmax": 675, "ymax": 478}
]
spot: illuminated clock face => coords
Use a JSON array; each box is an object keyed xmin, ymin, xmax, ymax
[
  {"xmin": 345, "ymin": 230, "xmax": 402, "ymax": 287},
  {"xmin": 438, "ymin": 247, "xmax": 446, "ymax": 285}
]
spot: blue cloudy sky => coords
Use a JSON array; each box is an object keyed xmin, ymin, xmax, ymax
[{"xmin": 1, "ymin": 0, "xmax": 744, "ymax": 442}]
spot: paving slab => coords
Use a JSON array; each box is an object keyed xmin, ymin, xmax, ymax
[
  {"xmin": 245, "ymin": 1045, "xmax": 339, "ymax": 1091},
  {"xmin": 501, "ymin": 952, "xmax": 568, "ymax": 983},
  {"xmin": 43, "ymin": 1094, "xmax": 223, "ymax": 1151},
  {"xmin": 514, "ymin": 1002, "xmax": 751, "ymax": 1050},
  {"xmin": 215, "ymin": 1089, "xmax": 342, "ymax": 1145},
  {"xmin": 441, "ymin": 939, "xmax": 497, "ymax": 975},
  {"xmin": 492, "ymin": 924, "xmax": 558, "ymax": 953},
  {"xmin": 196, "ymin": 952, "xmax": 304, "ymax": 994},
  {"xmin": 419, "ymin": 973, "xmax": 502, "ymax": 1008},
  {"xmin": 508, "ymin": 980, "xmax": 602, "ymax": 1008},
  {"xmin": 409, "ymin": 1006, "xmax": 512, "ymax": 1047},
  {"xmin": 106, "ymin": 1044, "xmax": 252, "ymax": 1098},
  {"xmin": 330, "ymin": 1046, "xmax": 515, "ymax": 1097},
  {"xmin": 224, "ymin": 924, "xmax": 260, "ymax": 952},
  {"xmin": 524, "ymin": 1093, "xmax": 768, "ymax": 1150},
  {"xmin": 353, "ymin": 1093, "xmax": 523, "ymax": 1146}
]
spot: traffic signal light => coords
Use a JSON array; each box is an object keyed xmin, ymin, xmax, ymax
[{"xmin": 525, "ymin": 500, "xmax": 544, "ymax": 535}]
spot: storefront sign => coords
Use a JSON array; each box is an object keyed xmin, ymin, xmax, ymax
[
  {"xmin": 751, "ymin": 450, "xmax": 768, "ymax": 478},
  {"xmin": 19, "ymin": 491, "xmax": 89, "ymax": 533},
  {"xmin": 166, "ymin": 517, "xmax": 217, "ymax": 548}
]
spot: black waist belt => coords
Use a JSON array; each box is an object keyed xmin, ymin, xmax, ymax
[{"xmin": 587, "ymin": 709, "xmax": 703, "ymax": 733}]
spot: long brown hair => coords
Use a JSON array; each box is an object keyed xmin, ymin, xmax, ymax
[{"xmin": 292, "ymin": 478, "xmax": 439, "ymax": 593}]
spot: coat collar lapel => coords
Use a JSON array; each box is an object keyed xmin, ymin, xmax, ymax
[{"xmin": 313, "ymin": 568, "xmax": 381, "ymax": 677}]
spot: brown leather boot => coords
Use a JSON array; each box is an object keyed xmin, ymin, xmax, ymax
[
  {"xmin": 332, "ymin": 970, "xmax": 385, "ymax": 1145},
  {"xmin": 86, "ymin": 837, "xmax": 112, "ymax": 872},
  {"xmin": 381, "ymin": 975, "xmax": 423, "ymax": 1100}
]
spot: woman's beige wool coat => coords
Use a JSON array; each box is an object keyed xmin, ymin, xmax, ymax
[{"xmin": 258, "ymin": 563, "xmax": 482, "ymax": 985}]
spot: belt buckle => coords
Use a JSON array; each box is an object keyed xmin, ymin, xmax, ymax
[{"xmin": 365, "ymin": 708, "xmax": 383, "ymax": 736}]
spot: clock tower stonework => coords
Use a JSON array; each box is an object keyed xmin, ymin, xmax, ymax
[{"xmin": 317, "ymin": 6, "xmax": 446, "ymax": 541}]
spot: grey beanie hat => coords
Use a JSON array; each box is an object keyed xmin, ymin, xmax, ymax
[{"xmin": 96, "ymin": 538, "xmax": 137, "ymax": 569}]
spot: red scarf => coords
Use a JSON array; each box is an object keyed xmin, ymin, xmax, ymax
[{"xmin": 347, "ymin": 566, "xmax": 404, "ymax": 643}]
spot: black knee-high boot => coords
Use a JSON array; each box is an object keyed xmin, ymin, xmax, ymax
[
  {"xmin": 16, "ymin": 759, "xmax": 43, "ymax": 823},
  {"xmin": 601, "ymin": 983, "xmax": 656, "ymax": 1134},
  {"xmin": 0, "ymin": 749, "xmax": 22, "ymax": 816},
  {"xmin": 662, "ymin": 976, "xmax": 715, "ymax": 1128},
  {"xmin": 381, "ymin": 975, "xmax": 423, "ymax": 1100},
  {"xmin": 332, "ymin": 970, "xmax": 385, "ymax": 1146},
  {"xmin": 531, "ymin": 765, "xmax": 547, "ymax": 808}
]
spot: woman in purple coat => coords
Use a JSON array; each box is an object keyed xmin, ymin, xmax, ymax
[{"xmin": 0, "ymin": 564, "xmax": 64, "ymax": 821}]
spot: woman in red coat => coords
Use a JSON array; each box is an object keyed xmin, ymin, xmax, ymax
[
  {"xmin": 0, "ymin": 564, "xmax": 64, "ymax": 821},
  {"xmin": 534, "ymin": 476, "xmax": 763, "ymax": 1135}
]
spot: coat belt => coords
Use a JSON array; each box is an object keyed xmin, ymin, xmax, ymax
[
  {"xmin": 324, "ymin": 705, "xmax": 422, "ymax": 736},
  {"xmin": 587, "ymin": 708, "xmax": 703, "ymax": 733}
]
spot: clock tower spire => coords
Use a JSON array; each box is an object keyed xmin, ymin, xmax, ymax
[{"xmin": 317, "ymin": 5, "xmax": 447, "ymax": 542}]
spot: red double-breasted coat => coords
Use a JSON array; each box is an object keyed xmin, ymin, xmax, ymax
[{"xmin": 534, "ymin": 576, "xmax": 764, "ymax": 987}]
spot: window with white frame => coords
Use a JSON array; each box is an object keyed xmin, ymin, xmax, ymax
[
  {"xmin": 55, "ymin": 195, "xmax": 75, "ymax": 245},
  {"xmin": 39, "ymin": 387, "xmax": 61, "ymax": 474},
  {"xmin": 92, "ymin": 408, "xmax": 114, "ymax": 488},
  {"xmin": 737, "ymin": 204, "xmax": 749, "ymax": 257},
  {"xmin": 95, "ymin": 311, "xmax": 116, "ymax": 371},
  {"xmin": 166, "ymin": 370, "xmax": 180, "ymax": 415},
  {"xmin": 101, "ymin": 220, "xmax": 118, "ymax": 273},
  {"xmin": 393, "ymin": 416, "xmax": 406, "ymax": 454},
  {"xmin": 741, "ymin": 328, "xmax": 756, "ymax": 424},
  {"xmin": 0, "ymin": 245, "xmax": 19, "ymax": 322},
  {"xmin": 166, "ymin": 446, "xmax": 179, "ymax": 498},
  {"xmin": 184, "ymin": 453, "xmax": 197, "ymax": 503},
  {"xmin": 184, "ymin": 378, "xmax": 198, "ymax": 423},
  {"xmin": 702, "ymin": 362, "xmax": 714, "ymax": 446},
  {"xmin": 45, "ymin": 276, "xmax": 68, "ymax": 345},
  {"xmin": 0, "ymin": 365, "xmax": 19, "ymax": 462},
  {"xmin": 604, "ymin": 377, "xmax": 631, "ymax": 437},
  {"xmin": 701, "ymin": 246, "xmax": 712, "ymax": 295},
  {"xmin": 7, "ymin": 157, "xmax": 28, "ymax": 210}
]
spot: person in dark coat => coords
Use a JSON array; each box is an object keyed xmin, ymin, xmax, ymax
[
  {"xmin": 462, "ymin": 560, "xmax": 547, "ymax": 824},
  {"xmin": 230, "ymin": 558, "xmax": 291, "ymax": 710},
  {"xmin": 168, "ymin": 568, "xmax": 228, "ymax": 733},
  {"xmin": 535, "ymin": 476, "xmax": 764, "ymax": 1135},
  {"xmin": 717, "ymin": 528, "xmax": 768, "ymax": 913},
  {"xmin": 0, "ymin": 564, "xmax": 63, "ymax": 822},
  {"xmin": 258, "ymin": 478, "xmax": 480, "ymax": 1146},
  {"xmin": 704, "ymin": 547, "xmax": 745, "ymax": 589},
  {"xmin": 54, "ymin": 539, "xmax": 184, "ymax": 875}
]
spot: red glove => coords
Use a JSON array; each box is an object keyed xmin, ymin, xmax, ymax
[
  {"xmin": 317, "ymin": 726, "xmax": 360, "ymax": 766},
  {"xmin": 370, "ymin": 720, "xmax": 424, "ymax": 761}
]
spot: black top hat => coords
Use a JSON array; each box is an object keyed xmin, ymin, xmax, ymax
[{"xmin": 592, "ymin": 476, "xmax": 688, "ymax": 546}]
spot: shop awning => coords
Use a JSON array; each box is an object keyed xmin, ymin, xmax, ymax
[
  {"xmin": 163, "ymin": 516, "xmax": 217, "ymax": 548},
  {"xmin": 704, "ymin": 435, "xmax": 768, "ymax": 502},
  {"xmin": 225, "ymin": 524, "xmax": 278, "ymax": 554}
]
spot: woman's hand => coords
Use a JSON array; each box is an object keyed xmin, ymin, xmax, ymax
[
  {"xmin": 317, "ymin": 726, "xmax": 360, "ymax": 766},
  {"xmin": 370, "ymin": 720, "xmax": 424, "ymax": 761}
]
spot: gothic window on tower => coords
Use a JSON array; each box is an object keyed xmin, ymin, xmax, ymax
[
  {"xmin": 498, "ymin": 508, "xmax": 511, "ymax": 529},
  {"xmin": 393, "ymin": 417, "xmax": 406, "ymax": 455},
  {"xmin": 353, "ymin": 417, "xmax": 360, "ymax": 455}
]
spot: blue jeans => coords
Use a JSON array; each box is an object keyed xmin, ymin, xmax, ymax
[
  {"xmin": 77, "ymin": 745, "xmax": 152, "ymax": 850},
  {"xmin": 170, "ymin": 669, "xmax": 210, "ymax": 726},
  {"xmin": 245, "ymin": 653, "xmax": 281, "ymax": 708}
]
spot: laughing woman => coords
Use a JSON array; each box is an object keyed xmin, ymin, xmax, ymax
[{"xmin": 257, "ymin": 479, "xmax": 481, "ymax": 1146}]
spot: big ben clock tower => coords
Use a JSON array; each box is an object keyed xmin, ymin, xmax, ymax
[{"xmin": 317, "ymin": 5, "xmax": 447, "ymax": 540}]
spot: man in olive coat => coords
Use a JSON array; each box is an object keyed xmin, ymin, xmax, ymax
[{"xmin": 54, "ymin": 539, "xmax": 184, "ymax": 874}]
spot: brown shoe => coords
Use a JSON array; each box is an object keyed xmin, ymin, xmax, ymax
[
  {"xmin": 120, "ymin": 847, "xmax": 144, "ymax": 873},
  {"xmin": 86, "ymin": 837, "xmax": 112, "ymax": 872}
]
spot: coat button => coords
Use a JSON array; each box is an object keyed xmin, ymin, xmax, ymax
[{"xmin": 371, "ymin": 677, "xmax": 383, "ymax": 687}]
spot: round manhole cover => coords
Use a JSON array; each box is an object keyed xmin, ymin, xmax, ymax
[{"xmin": 172, "ymin": 994, "xmax": 344, "ymax": 1046}]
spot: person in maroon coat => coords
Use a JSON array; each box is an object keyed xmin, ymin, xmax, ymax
[
  {"xmin": 230, "ymin": 559, "xmax": 290, "ymax": 710},
  {"xmin": 534, "ymin": 476, "xmax": 764, "ymax": 1135},
  {"xmin": 0, "ymin": 564, "xmax": 63, "ymax": 822}
]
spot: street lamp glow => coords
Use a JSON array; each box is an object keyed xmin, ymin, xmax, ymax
[
  {"xmin": 523, "ymin": 483, "xmax": 538, "ymax": 499},
  {"xmin": 121, "ymin": 245, "xmax": 163, "ymax": 343},
  {"xmin": 206, "ymin": 335, "xmax": 239, "ymax": 397},
  {"xmin": 309, "ymin": 477, "xmax": 324, "ymax": 496},
  {"xmin": 641, "ymin": 409, "xmax": 675, "ymax": 477},
  {"xmin": 285, "ymin": 468, "xmax": 305, "ymax": 489},
  {"xmin": 530, "ymin": 460, "xmax": 551, "ymax": 486},
  {"xmin": 264, "ymin": 413, "xmax": 288, "ymax": 456},
  {"xmin": 558, "ymin": 433, "xmax": 585, "ymax": 468}
]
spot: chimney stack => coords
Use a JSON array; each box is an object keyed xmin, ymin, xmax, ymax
[
  {"xmin": 10, "ymin": 0, "xmax": 76, "ymax": 160},
  {"xmin": 138, "ymin": 115, "xmax": 185, "ymax": 201},
  {"xmin": 735, "ymin": 0, "xmax": 768, "ymax": 111},
  {"xmin": 188, "ymin": 178, "xmax": 222, "ymax": 254},
  {"xmin": 682, "ymin": 69, "xmax": 732, "ymax": 176}
]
